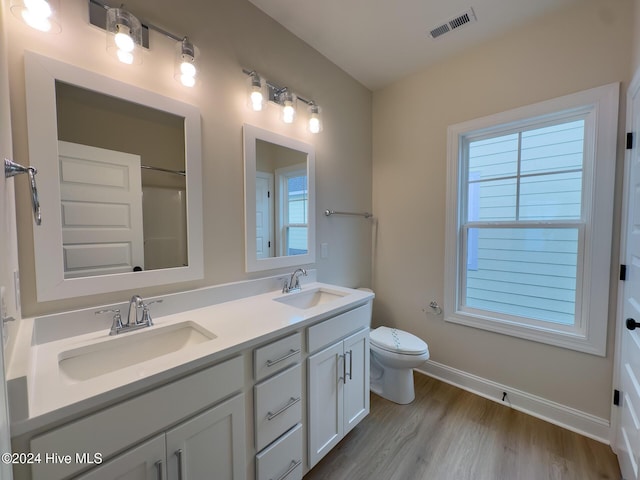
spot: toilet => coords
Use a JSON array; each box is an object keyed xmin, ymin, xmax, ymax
[{"xmin": 369, "ymin": 326, "xmax": 430, "ymax": 404}]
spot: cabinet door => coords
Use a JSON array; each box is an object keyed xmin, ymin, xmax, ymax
[
  {"xmin": 74, "ymin": 434, "xmax": 166, "ymax": 480},
  {"xmin": 307, "ymin": 342, "xmax": 344, "ymax": 468},
  {"xmin": 165, "ymin": 394, "xmax": 246, "ymax": 480},
  {"xmin": 343, "ymin": 329, "xmax": 370, "ymax": 435}
]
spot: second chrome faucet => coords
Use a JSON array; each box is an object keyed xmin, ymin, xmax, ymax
[{"xmin": 282, "ymin": 268, "xmax": 307, "ymax": 293}]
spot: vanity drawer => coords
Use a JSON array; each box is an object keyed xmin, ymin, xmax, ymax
[
  {"xmin": 256, "ymin": 423, "xmax": 303, "ymax": 480},
  {"xmin": 307, "ymin": 302, "xmax": 372, "ymax": 353},
  {"xmin": 255, "ymin": 364, "xmax": 302, "ymax": 451},
  {"xmin": 30, "ymin": 355, "xmax": 244, "ymax": 480},
  {"xmin": 254, "ymin": 332, "xmax": 302, "ymax": 381}
]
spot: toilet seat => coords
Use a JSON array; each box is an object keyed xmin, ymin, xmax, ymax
[{"xmin": 370, "ymin": 326, "xmax": 428, "ymax": 356}]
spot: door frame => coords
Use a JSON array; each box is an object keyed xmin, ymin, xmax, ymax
[{"xmin": 611, "ymin": 66, "xmax": 640, "ymax": 457}]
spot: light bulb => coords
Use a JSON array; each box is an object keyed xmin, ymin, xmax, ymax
[
  {"xmin": 21, "ymin": 9, "xmax": 51, "ymax": 31},
  {"xmin": 117, "ymin": 50, "xmax": 134, "ymax": 65},
  {"xmin": 175, "ymin": 38, "xmax": 197, "ymax": 87},
  {"xmin": 308, "ymin": 104, "xmax": 322, "ymax": 133},
  {"xmin": 115, "ymin": 25, "xmax": 135, "ymax": 52},
  {"xmin": 309, "ymin": 117, "xmax": 320, "ymax": 134},
  {"xmin": 180, "ymin": 60, "xmax": 196, "ymax": 77},
  {"xmin": 24, "ymin": 0, "xmax": 51, "ymax": 18},
  {"xmin": 283, "ymin": 104, "xmax": 295, "ymax": 124},
  {"xmin": 250, "ymin": 90, "xmax": 264, "ymax": 111},
  {"xmin": 21, "ymin": 0, "xmax": 52, "ymax": 31},
  {"xmin": 180, "ymin": 74, "xmax": 196, "ymax": 88}
]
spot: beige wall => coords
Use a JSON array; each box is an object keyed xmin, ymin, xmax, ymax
[
  {"xmin": 632, "ymin": 0, "xmax": 640, "ymax": 73},
  {"xmin": 5, "ymin": 0, "xmax": 372, "ymax": 317},
  {"xmin": 372, "ymin": 0, "xmax": 632, "ymax": 419}
]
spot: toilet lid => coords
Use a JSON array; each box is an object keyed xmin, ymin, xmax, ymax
[{"xmin": 370, "ymin": 327, "xmax": 429, "ymax": 355}]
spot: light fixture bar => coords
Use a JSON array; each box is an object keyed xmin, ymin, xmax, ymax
[
  {"xmin": 89, "ymin": 0, "xmax": 188, "ymax": 46},
  {"xmin": 242, "ymin": 68, "xmax": 314, "ymax": 106}
]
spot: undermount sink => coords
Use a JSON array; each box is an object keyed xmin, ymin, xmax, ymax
[
  {"xmin": 274, "ymin": 287, "xmax": 347, "ymax": 310},
  {"xmin": 58, "ymin": 321, "xmax": 216, "ymax": 382}
]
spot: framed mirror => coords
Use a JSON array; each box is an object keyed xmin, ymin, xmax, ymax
[
  {"xmin": 243, "ymin": 124, "xmax": 315, "ymax": 272},
  {"xmin": 24, "ymin": 51, "xmax": 204, "ymax": 301}
]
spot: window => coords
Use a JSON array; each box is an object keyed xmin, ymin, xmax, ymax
[
  {"xmin": 444, "ymin": 84, "xmax": 619, "ymax": 355},
  {"xmin": 276, "ymin": 164, "xmax": 308, "ymax": 256}
]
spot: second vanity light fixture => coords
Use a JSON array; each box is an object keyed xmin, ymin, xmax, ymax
[
  {"xmin": 89, "ymin": 0, "xmax": 198, "ymax": 87},
  {"xmin": 243, "ymin": 69, "xmax": 323, "ymax": 134}
]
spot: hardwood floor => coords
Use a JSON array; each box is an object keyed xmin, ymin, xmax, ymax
[{"xmin": 304, "ymin": 372, "xmax": 621, "ymax": 480}]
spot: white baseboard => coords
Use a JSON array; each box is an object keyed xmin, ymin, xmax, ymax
[{"xmin": 416, "ymin": 360, "xmax": 611, "ymax": 444}]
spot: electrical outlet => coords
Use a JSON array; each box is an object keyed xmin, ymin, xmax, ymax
[{"xmin": 321, "ymin": 243, "xmax": 329, "ymax": 259}]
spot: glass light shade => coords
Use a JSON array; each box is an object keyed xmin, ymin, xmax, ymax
[
  {"xmin": 106, "ymin": 8, "xmax": 142, "ymax": 65},
  {"xmin": 280, "ymin": 91, "xmax": 297, "ymax": 124},
  {"xmin": 308, "ymin": 104, "xmax": 323, "ymax": 133},
  {"xmin": 247, "ymin": 73, "xmax": 267, "ymax": 111},
  {"xmin": 175, "ymin": 38, "xmax": 198, "ymax": 87},
  {"xmin": 10, "ymin": 0, "xmax": 61, "ymax": 33}
]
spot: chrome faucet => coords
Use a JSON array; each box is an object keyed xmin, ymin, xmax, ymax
[
  {"xmin": 128, "ymin": 295, "xmax": 144, "ymax": 326},
  {"xmin": 96, "ymin": 296, "xmax": 163, "ymax": 336},
  {"xmin": 283, "ymin": 268, "xmax": 307, "ymax": 293}
]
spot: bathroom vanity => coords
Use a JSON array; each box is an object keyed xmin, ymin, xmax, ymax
[{"xmin": 6, "ymin": 278, "xmax": 373, "ymax": 480}]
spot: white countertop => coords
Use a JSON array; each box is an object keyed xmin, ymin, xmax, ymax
[{"xmin": 7, "ymin": 281, "xmax": 374, "ymax": 437}]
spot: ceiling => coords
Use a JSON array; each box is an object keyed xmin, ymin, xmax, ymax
[{"xmin": 248, "ymin": 0, "xmax": 585, "ymax": 90}]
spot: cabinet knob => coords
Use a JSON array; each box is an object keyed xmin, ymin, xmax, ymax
[{"xmin": 627, "ymin": 318, "xmax": 640, "ymax": 330}]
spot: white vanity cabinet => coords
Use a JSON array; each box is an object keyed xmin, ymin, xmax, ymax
[
  {"xmin": 74, "ymin": 434, "xmax": 166, "ymax": 480},
  {"xmin": 307, "ymin": 305, "xmax": 371, "ymax": 468},
  {"xmin": 28, "ymin": 356, "xmax": 246, "ymax": 480},
  {"xmin": 74, "ymin": 394, "xmax": 246, "ymax": 480},
  {"xmin": 253, "ymin": 333, "xmax": 303, "ymax": 480}
]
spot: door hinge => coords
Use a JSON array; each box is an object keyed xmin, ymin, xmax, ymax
[
  {"xmin": 627, "ymin": 132, "xmax": 634, "ymax": 150},
  {"xmin": 621, "ymin": 264, "xmax": 627, "ymax": 281},
  {"xmin": 614, "ymin": 389, "xmax": 621, "ymax": 406}
]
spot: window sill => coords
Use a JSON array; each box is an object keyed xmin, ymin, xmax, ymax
[{"xmin": 445, "ymin": 309, "xmax": 605, "ymax": 356}]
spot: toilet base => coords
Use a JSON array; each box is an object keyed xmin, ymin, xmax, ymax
[{"xmin": 370, "ymin": 362, "xmax": 416, "ymax": 405}]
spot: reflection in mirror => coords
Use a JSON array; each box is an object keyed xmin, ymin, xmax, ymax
[
  {"xmin": 24, "ymin": 51, "xmax": 203, "ymax": 301},
  {"xmin": 255, "ymin": 139, "xmax": 308, "ymax": 258},
  {"xmin": 244, "ymin": 124, "xmax": 315, "ymax": 272},
  {"xmin": 55, "ymin": 82, "xmax": 188, "ymax": 278}
]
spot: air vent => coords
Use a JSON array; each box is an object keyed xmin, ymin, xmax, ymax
[{"xmin": 429, "ymin": 7, "xmax": 477, "ymax": 40}]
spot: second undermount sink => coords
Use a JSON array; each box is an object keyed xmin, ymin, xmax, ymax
[
  {"xmin": 58, "ymin": 321, "xmax": 216, "ymax": 382},
  {"xmin": 274, "ymin": 287, "xmax": 347, "ymax": 310}
]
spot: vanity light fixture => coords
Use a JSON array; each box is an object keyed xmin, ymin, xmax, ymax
[
  {"xmin": 176, "ymin": 37, "xmax": 198, "ymax": 87},
  {"xmin": 89, "ymin": 0, "xmax": 198, "ymax": 87},
  {"xmin": 242, "ymin": 68, "xmax": 323, "ymax": 133},
  {"xmin": 106, "ymin": 7, "xmax": 142, "ymax": 65},
  {"xmin": 10, "ymin": 0, "xmax": 61, "ymax": 33}
]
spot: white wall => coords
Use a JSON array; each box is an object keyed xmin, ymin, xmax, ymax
[
  {"xmin": 5, "ymin": 0, "xmax": 372, "ymax": 317},
  {"xmin": 372, "ymin": 0, "xmax": 632, "ymax": 420}
]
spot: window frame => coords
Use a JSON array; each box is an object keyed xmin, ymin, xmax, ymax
[
  {"xmin": 275, "ymin": 163, "xmax": 308, "ymax": 257},
  {"xmin": 444, "ymin": 83, "xmax": 619, "ymax": 356}
]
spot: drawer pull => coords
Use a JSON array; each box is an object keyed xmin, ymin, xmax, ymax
[
  {"xmin": 267, "ymin": 396, "xmax": 301, "ymax": 421},
  {"xmin": 175, "ymin": 449, "xmax": 183, "ymax": 480},
  {"xmin": 348, "ymin": 349, "xmax": 353, "ymax": 381},
  {"xmin": 272, "ymin": 459, "xmax": 302, "ymax": 480},
  {"xmin": 154, "ymin": 460, "xmax": 163, "ymax": 480},
  {"xmin": 266, "ymin": 349, "xmax": 301, "ymax": 367}
]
